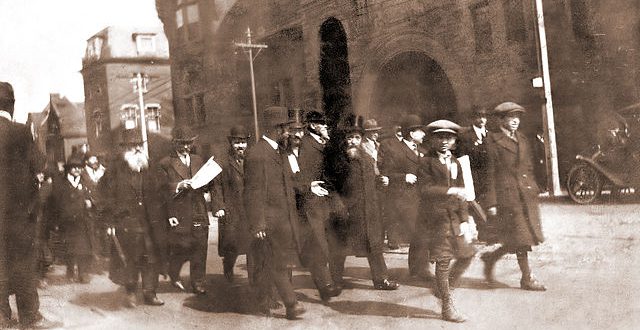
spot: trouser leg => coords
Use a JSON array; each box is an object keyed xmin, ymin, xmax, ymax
[
  {"xmin": 11, "ymin": 251, "xmax": 41, "ymax": 325},
  {"xmin": 77, "ymin": 255, "xmax": 93, "ymax": 281},
  {"xmin": 449, "ymin": 257, "xmax": 473, "ymax": 289},
  {"xmin": 367, "ymin": 252, "xmax": 389, "ymax": 283},
  {"xmin": 141, "ymin": 259, "xmax": 158, "ymax": 295},
  {"xmin": 270, "ymin": 268, "xmax": 297, "ymax": 307},
  {"xmin": 223, "ymin": 253, "xmax": 238, "ymax": 274},
  {"xmin": 329, "ymin": 254, "xmax": 346, "ymax": 285},
  {"xmin": 0, "ymin": 281, "xmax": 11, "ymax": 322},
  {"xmin": 408, "ymin": 236, "xmax": 430, "ymax": 276},
  {"xmin": 481, "ymin": 246, "xmax": 509, "ymax": 282},
  {"xmin": 190, "ymin": 230, "xmax": 209, "ymax": 286},
  {"xmin": 516, "ymin": 250, "xmax": 531, "ymax": 280},
  {"xmin": 168, "ymin": 247, "xmax": 188, "ymax": 281}
]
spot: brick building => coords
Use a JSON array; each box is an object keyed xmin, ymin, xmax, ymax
[
  {"xmin": 81, "ymin": 26, "xmax": 175, "ymax": 159},
  {"xmin": 155, "ymin": 0, "xmax": 639, "ymax": 176}
]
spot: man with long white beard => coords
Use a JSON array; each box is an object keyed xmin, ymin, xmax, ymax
[{"xmin": 99, "ymin": 129, "xmax": 167, "ymax": 308}]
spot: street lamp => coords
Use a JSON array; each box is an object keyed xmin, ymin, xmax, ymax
[{"xmin": 234, "ymin": 28, "xmax": 268, "ymax": 142}]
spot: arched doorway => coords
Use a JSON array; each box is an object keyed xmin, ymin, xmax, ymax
[
  {"xmin": 371, "ymin": 51, "xmax": 457, "ymax": 125},
  {"xmin": 319, "ymin": 18, "xmax": 352, "ymax": 128}
]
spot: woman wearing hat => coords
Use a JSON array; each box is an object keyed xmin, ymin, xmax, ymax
[
  {"xmin": 418, "ymin": 120, "xmax": 475, "ymax": 323},
  {"xmin": 480, "ymin": 102, "xmax": 546, "ymax": 291}
]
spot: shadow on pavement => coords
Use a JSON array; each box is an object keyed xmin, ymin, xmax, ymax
[
  {"xmin": 70, "ymin": 291, "xmax": 127, "ymax": 312},
  {"xmin": 325, "ymin": 300, "xmax": 439, "ymax": 319},
  {"xmin": 182, "ymin": 274, "xmax": 261, "ymax": 315}
]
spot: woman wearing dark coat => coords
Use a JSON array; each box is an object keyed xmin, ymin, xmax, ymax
[
  {"xmin": 324, "ymin": 125, "xmax": 399, "ymax": 291},
  {"xmin": 48, "ymin": 156, "xmax": 94, "ymax": 283},
  {"xmin": 418, "ymin": 120, "xmax": 475, "ymax": 323},
  {"xmin": 480, "ymin": 102, "xmax": 546, "ymax": 291}
]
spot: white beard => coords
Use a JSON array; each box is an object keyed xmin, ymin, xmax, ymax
[{"xmin": 124, "ymin": 150, "xmax": 149, "ymax": 172}]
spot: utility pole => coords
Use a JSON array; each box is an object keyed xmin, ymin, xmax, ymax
[
  {"xmin": 234, "ymin": 28, "xmax": 268, "ymax": 142},
  {"xmin": 130, "ymin": 73, "xmax": 150, "ymax": 157},
  {"xmin": 534, "ymin": 0, "xmax": 562, "ymax": 196}
]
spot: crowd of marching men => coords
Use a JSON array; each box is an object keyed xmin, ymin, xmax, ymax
[{"xmin": 33, "ymin": 101, "xmax": 547, "ymax": 324}]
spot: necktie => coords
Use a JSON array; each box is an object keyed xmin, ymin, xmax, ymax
[{"xmin": 411, "ymin": 143, "xmax": 419, "ymax": 156}]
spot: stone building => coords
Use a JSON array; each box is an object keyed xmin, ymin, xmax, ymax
[
  {"xmin": 155, "ymin": 0, "xmax": 639, "ymax": 176},
  {"xmin": 81, "ymin": 26, "xmax": 175, "ymax": 159}
]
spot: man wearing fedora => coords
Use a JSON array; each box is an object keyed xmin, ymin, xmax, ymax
[
  {"xmin": 214, "ymin": 125, "xmax": 252, "ymax": 282},
  {"xmin": 244, "ymin": 106, "xmax": 306, "ymax": 319},
  {"xmin": 157, "ymin": 126, "xmax": 213, "ymax": 295},
  {"xmin": 99, "ymin": 129, "xmax": 166, "ymax": 307},
  {"xmin": 379, "ymin": 114, "xmax": 432, "ymax": 280},
  {"xmin": 324, "ymin": 119, "xmax": 399, "ymax": 291},
  {"xmin": 480, "ymin": 102, "xmax": 547, "ymax": 291},
  {"xmin": 0, "ymin": 81, "xmax": 61, "ymax": 328}
]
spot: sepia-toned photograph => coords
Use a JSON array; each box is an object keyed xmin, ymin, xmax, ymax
[{"xmin": 0, "ymin": 0, "xmax": 638, "ymax": 329}]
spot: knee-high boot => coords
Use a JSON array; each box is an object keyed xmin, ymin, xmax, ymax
[
  {"xmin": 435, "ymin": 258, "xmax": 466, "ymax": 323},
  {"xmin": 449, "ymin": 257, "xmax": 473, "ymax": 289}
]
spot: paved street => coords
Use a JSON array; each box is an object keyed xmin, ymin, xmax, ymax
[{"xmin": 19, "ymin": 199, "xmax": 640, "ymax": 329}]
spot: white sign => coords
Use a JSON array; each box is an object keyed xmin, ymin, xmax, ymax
[
  {"xmin": 190, "ymin": 156, "xmax": 223, "ymax": 189},
  {"xmin": 457, "ymin": 155, "xmax": 476, "ymax": 201}
]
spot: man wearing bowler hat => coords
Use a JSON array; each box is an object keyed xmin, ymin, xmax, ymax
[
  {"xmin": 99, "ymin": 129, "xmax": 167, "ymax": 307},
  {"xmin": 157, "ymin": 126, "xmax": 213, "ymax": 295},
  {"xmin": 379, "ymin": 114, "xmax": 432, "ymax": 280},
  {"xmin": 214, "ymin": 125, "xmax": 252, "ymax": 282},
  {"xmin": 244, "ymin": 106, "xmax": 306, "ymax": 319},
  {"xmin": 480, "ymin": 102, "xmax": 547, "ymax": 291},
  {"xmin": 0, "ymin": 81, "xmax": 61, "ymax": 328}
]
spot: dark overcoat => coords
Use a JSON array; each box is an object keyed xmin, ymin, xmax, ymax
[
  {"xmin": 214, "ymin": 149, "xmax": 251, "ymax": 257},
  {"xmin": 244, "ymin": 139, "xmax": 302, "ymax": 269},
  {"xmin": 378, "ymin": 139, "xmax": 422, "ymax": 241},
  {"xmin": 418, "ymin": 154, "xmax": 475, "ymax": 259},
  {"xmin": 48, "ymin": 176, "xmax": 94, "ymax": 257},
  {"xmin": 328, "ymin": 151, "xmax": 384, "ymax": 256},
  {"xmin": 457, "ymin": 126, "xmax": 490, "ymax": 199},
  {"xmin": 483, "ymin": 131, "xmax": 544, "ymax": 248},
  {"xmin": 98, "ymin": 159, "xmax": 167, "ymax": 281},
  {"xmin": 157, "ymin": 153, "xmax": 212, "ymax": 249}
]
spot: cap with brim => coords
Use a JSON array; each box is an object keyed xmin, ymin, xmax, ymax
[
  {"xmin": 426, "ymin": 119, "xmax": 461, "ymax": 135},
  {"xmin": 492, "ymin": 102, "xmax": 526, "ymax": 116}
]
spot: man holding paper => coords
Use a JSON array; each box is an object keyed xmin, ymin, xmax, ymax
[{"xmin": 158, "ymin": 126, "xmax": 219, "ymax": 295}]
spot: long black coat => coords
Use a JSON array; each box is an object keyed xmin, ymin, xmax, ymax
[
  {"xmin": 378, "ymin": 139, "xmax": 423, "ymax": 242},
  {"xmin": 244, "ymin": 139, "xmax": 302, "ymax": 269},
  {"xmin": 0, "ymin": 119, "xmax": 44, "ymax": 283},
  {"xmin": 48, "ymin": 176, "xmax": 94, "ymax": 257},
  {"xmin": 327, "ymin": 151, "xmax": 384, "ymax": 256},
  {"xmin": 483, "ymin": 131, "xmax": 544, "ymax": 248},
  {"xmin": 214, "ymin": 149, "xmax": 250, "ymax": 257},
  {"xmin": 457, "ymin": 126, "xmax": 490, "ymax": 200},
  {"xmin": 98, "ymin": 159, "xmax": 167, "ymax": 267}
]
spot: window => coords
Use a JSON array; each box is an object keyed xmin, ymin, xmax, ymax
[
  {"xmin": 503, "ymin": 0, "xmax": 526, "ymax": 42},
  {"xmin": 85, "ymin": 37, "xmax": 104, "ymax": 60},
  {"xmin": 175, "ymin": 1, "xmax": 201, "ymax": 43},
  {"xmin": 271, "ymin": 78, "xmax": 293, "ymax": 107},
  {"xmin": 145, "ymin": 103, "xmax": 161, "ymax": 132},
  {"xmin": 135, "ymin": 34, "xmax": 157, "ymax": 55},
  {"xmin": 120, "ymin": 104, "xmax": 139, "ymax": 129},
  {"xmin": 470, "ymin": 1, "xmax": 493, "ymax": 54}
]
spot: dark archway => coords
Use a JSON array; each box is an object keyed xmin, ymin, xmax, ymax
[
  {"xmin": 319, "ymin": 18, "xmax": 352, "ymax": 129},
  {"xmin": 371, "ymin": 51, "xmax": 457, "ymax": 125}
]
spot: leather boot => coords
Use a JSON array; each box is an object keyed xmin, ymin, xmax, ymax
[
  {"xmin": 442, "ymin": 297, "xmax": 467, "ymax": 323},
  {"xmin": 520, "ymin": 276, "xmax": 547, "ymax": 291},
  {"xmin": 285, "ymin": 302, "xmax": 306, "ymax": 320},
  {"xmin": 449, "ymin": 257, "xmax": 472, "ymax": 289},
  {"xmin": 480, "ymin": 252, "xmax": 498, "ymax": 285},
  {"xmin": 143, "ymin": 291, "xmax": 165, "ymax": 306}
]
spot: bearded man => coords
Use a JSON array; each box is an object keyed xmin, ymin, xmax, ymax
[{"xmin": 98, "ymin": 129, "xmax": 167, "ymax": 307}]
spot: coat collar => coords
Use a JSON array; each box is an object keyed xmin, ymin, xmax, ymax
[
  {"xmin": 170, "ymin": 154, "xmax": 192, "ymax": 180},
  {"xmin": 492, "ymin": 131, "xmax": 519, "ymax": 154},
  {"xmin": 400, "ymin": 140, "xmax": 422, "ymax": 164}
]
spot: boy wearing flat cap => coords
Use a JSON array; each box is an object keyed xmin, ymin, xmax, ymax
[
  {"xmin": 418, "ymin": 120, "xmax": 475, "ymax": 323},
  {"xmin": 480, "ymin": 102, "xmax": 547, "ymax": 292}
]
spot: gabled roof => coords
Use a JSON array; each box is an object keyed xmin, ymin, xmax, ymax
[{"xmin": 36, "ymin": 94, "xmax": 87, "ymax": 138}]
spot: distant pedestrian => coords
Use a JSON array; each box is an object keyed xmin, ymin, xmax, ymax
[{"xmin": 480, "ymin": 102, "xmax": 547, "ymax": 291}]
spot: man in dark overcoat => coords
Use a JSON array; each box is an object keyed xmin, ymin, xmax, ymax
[
  {"xmin": 480, "ymin": 102, "xmax": 546, "ymax": 291},
  {"xmin": 419, "ymin": 120, "xmax": 476, "ymax": 323},
  {"xmin": 377, "ymin": 124, "xmax": 402, "ymax": 249},
  {"xmin": 214, "ymin": 125, "xmax": 252, "ymax": 282},
  {"xmin": 378, "ymin": 114, "xmax": 432, "ymax": 279},
  {"xmin": 244, "ymin": 106, "xmax": 305, "ymax": 320},
  {"xmin": 81, "ymin": 152, "xmax": 109, "ymax": 261},
  {"xmin": 157, "ymin": 126, "xmax": 214, "ymax": 295},
  {"xmin": 325, "ymin": 123, "xmax": 399, "ymax": 291},
  {"xmin": 48, "ymin": 155, "xmax": 94, "ymax": 283},
  {"xmin": 0, "ymin": 81, "xmax": 62, "ymax": 329},
  {"xmin": 99, "ymin": 129, "xmax": 167, "ymax": 307},
  {"xmin": 293, "ymin": 110, "xmax": 341, "ymax": 301}
]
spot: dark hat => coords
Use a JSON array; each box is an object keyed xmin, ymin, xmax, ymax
[
  {"xmin": 263, "ymin": 106, "xmax": 292, "ymax": 128},
  {"xmin": 399, "ymin": 114, "xmax": 426, "ymax": 137},
  {"xmin": 426, "ymin": 119, "xmax": 461, "ymax": 135},
  {"xmin": 305, "ymin": 110, "xmax": 326, "ymax": 124},
  {"xmin": 172, "ymin": 126, "xmax": 198, "ymax": 143},
  {"xmin": 65, "ymin": 154, "xmax": 85, "ymax": 169},
  {"xmin": 120, "ymin": 129, "xmax": 144, "ymax": 146},
  {"xmin": 289, "ymin": 108, "xmax": 305, "ymax": 129},
  {"xmin": 0, "ymin": 81, "xmax": 15, "ymax": 110},
  {"xmin": 492, "ymin": 102, "xmax": 526, "ymax": 116},
  {"xmin": 227, "ymin": 125, "xmax": 250, "ymax": 140},
  {"xmin": 363, "ymin": 119, "xmax": 382, "ymax": 131},
  {"xmin": 338, "ymin": 115, "xmax": 365, "ymax": 136}
]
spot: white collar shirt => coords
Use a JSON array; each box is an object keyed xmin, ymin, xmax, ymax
[
  {"xmin": 262, "ymin": 135, "xmax": 279, "ymax": 150},
  {"xmin": 0, "ymin": 110, "xmax": 12, "ymax": 121}
]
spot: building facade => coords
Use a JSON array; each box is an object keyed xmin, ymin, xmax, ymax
[
  {"xmin": 81, "ymin": 26, "xmax": 175, "ymax": 159},
  {"xmin": 27, "ymin": 94, "xmax": 88, "ymax": 172},
  {"xmin": 155, "ymin": 0, "xmax": 640, "ymax": 177}
]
